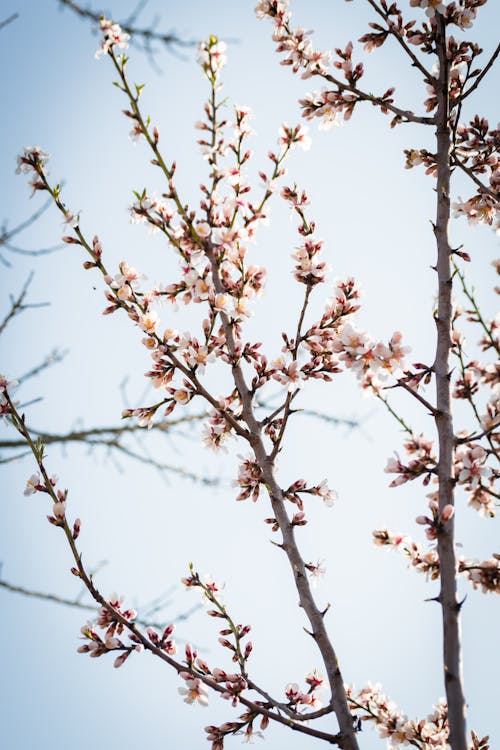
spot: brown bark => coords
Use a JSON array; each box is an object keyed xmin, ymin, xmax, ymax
[{"xmin": 434, "ymin": 17, "xmax": 467, "ymax": 750}]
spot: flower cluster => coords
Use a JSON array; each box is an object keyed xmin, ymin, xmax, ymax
[
  {"xmin": 236, "ymin": 457, "xmax": 263, "ymax": 501},
  {"xmin": 197, "ymin": 35, "xmax": 227, "ymax": 81},
  {"xmin": 455, "ymin": 443, "xmax": 493, "ymax": 490},
  {"xmin": 284, "ymin": 668, "xmax": 324, "ymax": 711},
  {"xmin": 416, "ymin": 499, "xmax": 455, "ymax": 540},
  {"xmin": 15, "ymin": 146, "xmax": 50, "ymax": 194},
  {"xmin": 23, "ymin": 470, "xmax": 70, "ymax": 527},
  {"xmin": 347, "ymin": 683, "xmax": 449, "ymax": 748},
  {"xmin": 372, "ymin": 528, "xmax": 440, "ymax": 580},
  {"xmin": 459, "ymin": 554, "xmax": 500, "ymax": 594},
  {"xmin": 373, "ymin": 528, "xmax": 500, "ymax": 595},
  {"xmin": 0, "ymin": 374, "xmax": 18, "ymax": 420},
  {"xmin": 385, "ymin": 434, "xmax": 437, "ymax": 487},
  {"xmin": 409, "ymin": 0, "xmax": 447, "ymax": 18},
  {"xmin": 95, "ymin": 17, "xmax": 130, "ymax": 60}
]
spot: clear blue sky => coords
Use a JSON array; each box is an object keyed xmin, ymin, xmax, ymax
[{"xmin": 0, "ymin": 2, "xmax": 498, "ymax": 749}]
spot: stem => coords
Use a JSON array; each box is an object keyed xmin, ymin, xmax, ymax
[
  {"xmin": 452, "ymin": 259, "xmax": 500, "ymax": 357},
  {"xmin": 6, "ymin": 392, "xmax": 343, "ymax": 746},
  {"xmin": 460, "ymin": 41, "xmax": 500, "ymax": 101},
  {"xmin": 204, "ymin": 243, "xmax": 359, "ymax": 747},
  {"xmin": 375, "ymin": 392, "xmax": 414, "ymax": 436},
  {"xmin": 364, "ymin": 0, "xmax": 433, "ymax": 84},
  {"xmin": 434, "ymin": 17, "xmax": 467, "ymax": 750}
]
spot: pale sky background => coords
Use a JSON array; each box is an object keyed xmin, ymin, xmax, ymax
[{"xmin": 0, "ymin": 2, "xmax": 498, "ymax": 749}]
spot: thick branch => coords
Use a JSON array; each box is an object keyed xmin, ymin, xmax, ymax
[
  {"xmin": 433, "ymin": 17, "xmax": 467, "ymax": 750},
  {"xmin": 205, "ymin": 245, "xmax": 359, "ymax": 748}
]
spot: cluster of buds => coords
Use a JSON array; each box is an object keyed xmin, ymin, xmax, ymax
[
  {"xmin": 205, "ymin": 711, "xmax": 268, "ymax": 750},
  {"xmin": 144, "ymin": 623, "xmax": 177, "ymax": 655},
  {"xmin": 78, "ymin": 593, "xmax": 142, "ymax": 668},
  {"xmin": 416, "ymin": 499, "xmax": 455, "ymax": 540},
  {"xmin": 283, "ymin": 477, "xmax": 338, "ymax": 511},
  {"xmin": 23, "ymin": 470, "xmax": 74, "ymax": 528},
  {"xmin": 235, "ymin": 457, "xmax": 263, "ymax": 502},
  {"xmin": 385, "ymin": 434, "xmax": 437, "ymax": 487}
]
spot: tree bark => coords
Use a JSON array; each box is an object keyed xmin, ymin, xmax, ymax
[{"xmin": 434, "ymin": 16, "xmax": 467, "ymax": 750}]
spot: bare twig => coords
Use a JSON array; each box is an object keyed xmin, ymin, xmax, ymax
[
  {"xmin": 0, "ymin": 274, "xmax": 49, "ymax": 337},
  {"xmin": 0, "ymin": 13, "xmax": 18, "ymax": 32},
  {"xmin": 460, "ymin": 41, "xmax": 500, "ymax": 101},
  {"xmin": 0, "ymin": 196, "xmax": 65, "ymax": 266},
  {"xmin": 57, "ymin": 0, "xmax": 196, "ymax": 51},
  {"xmin": 0, "ymin": 578, "xmax": 200, "ymax": 629}
]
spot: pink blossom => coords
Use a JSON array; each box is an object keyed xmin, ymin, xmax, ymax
[
  {"xmin": 16, "ymin": 146, "xmax": 49, "ymax": 175},
  {"xmin": 455, "ymin": 444, "xmax": 492, "ymax": 490},
  {"xmin": 313, "ymin": 479, "xmax": 338, "ymax": 507},
  {"xmin": 95, "ymin": 17, "xmax": 130, "ymax": 60},
  {"xmin": 196, "ymin": 221, "xmax": 211, "ymax": 238},
  {"xmin": 178, "ymin": 677, "xmax": 209, "ymax": 706},
  {"xmin": 24, "ymin": 473, "xmax": 42, "ymax": 496},
  {"xmin": 138, "ymin": 310, "xmax": 159, "ymax": 334},
  {"xmin": 409, "ymin": 0, "xmax": 446, "ymax": 18}
]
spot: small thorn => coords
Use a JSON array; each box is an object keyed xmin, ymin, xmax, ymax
[
  {"xmin": 424, "ymin": 595, "xmax": 441, "ymax": 604},
  {"xmin": 457, "ymin": 594, "xmax": 467, "ymax": 611},
  {"xmin": 269, "ymin": 540, "xmax": 284, "ymax": 549},
  {"xmin": 321, "ymin": 603, "xmax": 331, "ymax": 618}
]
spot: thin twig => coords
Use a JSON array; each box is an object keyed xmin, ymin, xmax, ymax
[{"xmin": 460, "ymin": 41, "xmax": 500, "ymax": 101}]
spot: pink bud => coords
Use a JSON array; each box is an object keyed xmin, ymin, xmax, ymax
[
  {"xmin": 72, "ymin": 518, "xmax": 81, "ymax": 540},
  {"xmin": 113, "ymin": 652, "xmax": 129, "ymax": 669},
  {"xmin": 416, "ymin": 515, "xmax": 430, "ymax": 525},
  {"xmin": 441, "ymin": 504, "xmax": 455, "ymax": 523},
  {"xmin": 147, "ymin": 627, "xmax": 159, "ymax": 644},
  {"xmin": 53, "ymin": 501, "xmax": 66, "ymax": 519}
]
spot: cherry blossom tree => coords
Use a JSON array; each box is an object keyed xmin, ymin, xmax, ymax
[{"xmin": 1, "ymin": 2, "xmax": 498, "ymax": 750}]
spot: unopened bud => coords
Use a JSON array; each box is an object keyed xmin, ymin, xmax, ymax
[{"xmin": 441, "ymin": 504, "xmax": 455, "ymax": 523}]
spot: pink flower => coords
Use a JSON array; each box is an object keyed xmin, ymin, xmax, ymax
[
  {"xmin": 456, "ymin": 444, "xmax": 492, "ymax": 490},
  {"xmin": 314, "ymin": 480, "xmax": 338, "ymax": 507},
  {"xmin": 409, "ymin": 0, "xmax": 446, "ymax": 18},
  {"xmin": 16, "ymin": 146, "xmax": 49, "ymax": 175},
  {"xmin": 24, "ymin": 473, "xmax": 42, "ymax": 496},
  {"xmin": 172, "ymin": 388, "xmax": 191, "ymax": 405},
  {"xmin": 95, "ymin": 17, "xmax": 130, "ymax": 60},
  {"xmin": 178, "ymin": 677, "xmax": 209, "ymax": 706},
  {"xmin": 196, "ymin": 221, "xmax": 211, "ymax": 238},
  {"xmin": 138, "ymin": 310, "xmax": 159, "ymax": 334}
]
